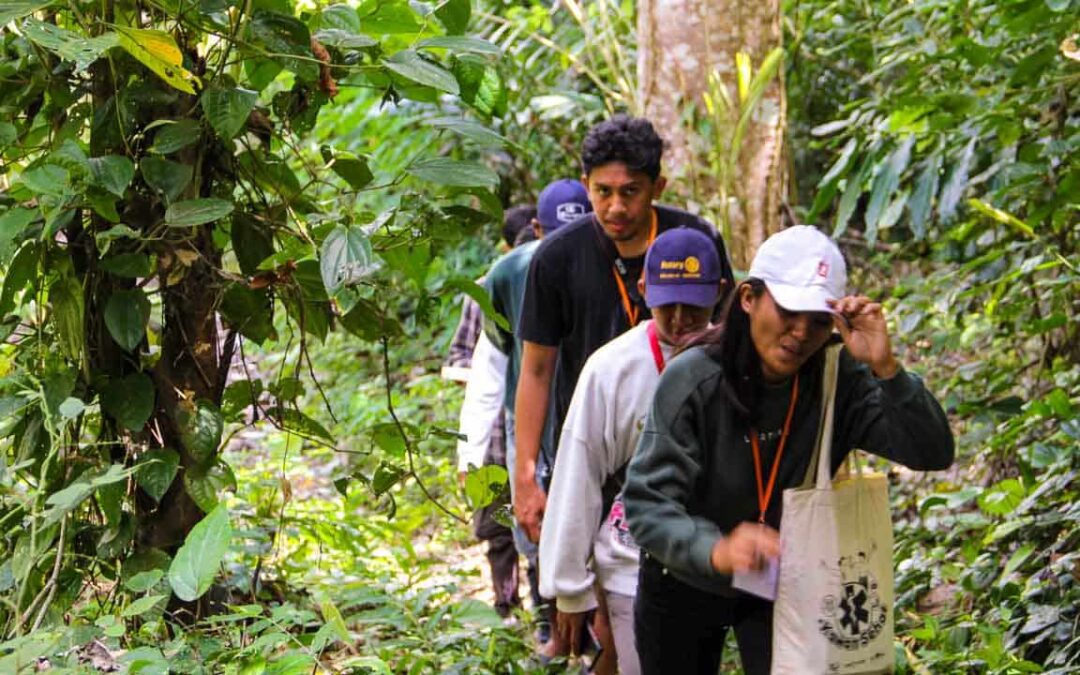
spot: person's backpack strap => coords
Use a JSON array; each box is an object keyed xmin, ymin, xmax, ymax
[{"xmin": 600, "ymin": 460, "xmax": 631, "ymax": 520}]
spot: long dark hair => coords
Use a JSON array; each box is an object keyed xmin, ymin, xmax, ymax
[{"xmin": 683, "ymin": 278, "xmax": 827, "ymax": 424}]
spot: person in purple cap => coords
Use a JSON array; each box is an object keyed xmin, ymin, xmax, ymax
[
  {"xmin": 623, "ymin": 226, "xmax": 954, "ymax": 674},
  {"xmin": 539, "ymin": 228, "xmax": 724, "ymax": 675}
]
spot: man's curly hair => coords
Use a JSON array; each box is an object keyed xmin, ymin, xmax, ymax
[{"xmin": 581, "ymin": 115, "xmax": 665, "ymax": 180}]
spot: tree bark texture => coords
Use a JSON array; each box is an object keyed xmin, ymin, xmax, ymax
[{"xmin": 638, "ymin": 0, "xmax": 786, "ymax": 269}]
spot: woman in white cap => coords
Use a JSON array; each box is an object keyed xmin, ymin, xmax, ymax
[{"xmin": 623, "ymin": 226, "xmax": 954, "ymax": 674}]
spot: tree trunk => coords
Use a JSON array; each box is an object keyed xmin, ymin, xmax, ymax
[{"xmin": 638, "ymin": 0, "xmax": 786, "ymax": 269}]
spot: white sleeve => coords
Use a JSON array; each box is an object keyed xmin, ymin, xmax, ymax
[
  {"xmin": 455, "ymin": 332, "xmax": 508, "ymax": 473},
  {"xmin": 539, "ymin": 359, "xmax": 610, "ymax": 613}
]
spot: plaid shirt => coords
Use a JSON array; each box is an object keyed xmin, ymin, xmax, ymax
[
  {"xmin": 446, "ymin": 295, "xmax": 484, "ymax": 368},
  {"xmin": 449, "ymin": 295, "xmax": 506, "ymax": 466}
]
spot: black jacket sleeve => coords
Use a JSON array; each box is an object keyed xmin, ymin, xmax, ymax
[{"xmin": 832, "ymin": 351, "xmax": 955, "ymax": 472}]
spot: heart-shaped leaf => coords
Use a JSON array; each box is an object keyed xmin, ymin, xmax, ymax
[
  {"xmin": 101, "ymin": 372, "xmax": 155, "ymax": 431},
  {"xmin": 136, "ymin": 448, "xmax": 180, "ymax": 502},
  {"xmin": 104, "ymin": 289, "xmax": 150, "ymax": 351},
  {"xmin": 200, "ymin": 87, "xmax": 259, "ymax": 141}
]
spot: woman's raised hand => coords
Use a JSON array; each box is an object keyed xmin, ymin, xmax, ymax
[{"xmin": 828, "ymin": 295, "xmax": 899, "ymax": 379}]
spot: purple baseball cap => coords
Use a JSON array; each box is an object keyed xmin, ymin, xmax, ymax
[
  {"xmin": 537, "ymin": 179, "xmax": 592, "ymax": 233},
  {"xmin": 645, "ymin": 228, "xmax": 721, "ymax": 308}
]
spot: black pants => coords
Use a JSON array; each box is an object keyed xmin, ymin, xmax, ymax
[{"xmin": 634, "ymin": 554, "xmax": 773, "ymax": 675}]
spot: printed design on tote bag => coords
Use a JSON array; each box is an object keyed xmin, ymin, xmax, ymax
[{"xmin": 817, "ymin": 550, "xmax": 888, "ymax": 650}]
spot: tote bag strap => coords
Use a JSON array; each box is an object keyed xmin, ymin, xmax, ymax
[{"xmin": 800, "ymin": 343, "xmax": 843, "ymax": 489}]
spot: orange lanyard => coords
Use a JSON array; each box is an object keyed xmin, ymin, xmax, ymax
[
  {"xmin": 749, "ymin": 374, "xmax": 799, "ymax": 523},
  {"xmin": 611, "ymin": 210, "xmax": 658, "ymax": 327}
]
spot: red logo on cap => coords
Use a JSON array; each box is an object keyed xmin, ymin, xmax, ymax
[{"xmin": 817, "ymin": 260, "xmax": 829, "ymax": 278}]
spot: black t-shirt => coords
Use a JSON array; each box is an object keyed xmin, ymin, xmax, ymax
[{"xmin": 518, "ymin": 204, "xmax": 734, "ymax": 466}]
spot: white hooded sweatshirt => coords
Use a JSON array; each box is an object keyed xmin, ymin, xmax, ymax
[{"xmin": 539, "ymin": 320, "xmax": 671, "ymax": 611}]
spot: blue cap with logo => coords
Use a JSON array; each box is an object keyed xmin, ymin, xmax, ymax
[
  {"xmin": 537, "ymin": 179, "xmax": 592, "ymax": 233},
  {"xmin": 644, "ymin": 227, "xmax": 721, "ymax": 308}
]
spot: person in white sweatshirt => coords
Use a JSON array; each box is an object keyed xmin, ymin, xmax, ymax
[{"xmin": 539, "ymin": 227, "xmax": 727, "ymax": 675}]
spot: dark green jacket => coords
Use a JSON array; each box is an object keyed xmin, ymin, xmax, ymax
[{"xmin": 624, "ymin": 345, "xmax": 954, "ymax": 596}]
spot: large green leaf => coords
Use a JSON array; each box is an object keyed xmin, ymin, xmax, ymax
[
  {"xmin": 165, "ymin": 198, "xmax": 234, "ymax": 227},
  {"xmin": 44, "ymin": 465, "xmax": 129, "ymax": 524},
  {"xmin": 434, "ymin": 0, "xmax": 470, "ymax": 35},
  {"xmin": 0, "ymin": 241, "xmax": 39, "ymax": 316},
  {"xmin": 313, "ymin": 28, "xmax": 377, "ymax": 50},
  {"xmin": 49, "ymin": 275, "xmax": 84, "ymax": 363},
  {"xmin": 428, "ymin": 116, "xmax": 507, "ymax": 147},
  {"xmin": 200, "ymin": 87, "xmax": 259, "ymax": 141},
  {"xmin": 167, "ymin": 503, "xmax": 231, "ymax": 601},
  {"xmin": 0, "ymin": 0, "xmax": 54, "ymax": 25},
  {"xmin": 149, "ymin": 120, "xmax": 201, "ymax": 154},
  {"xmin": 358, "ymin": 0, "xmax": 421, "ymax": 34},
  {"xmin": 320, "ymin": 3, "xmax": 362, "ymax": 31},
  {"xmin": 833, "ymin": 155, "xmax": 872, "ymax": 238},
  {"xmin": 20, "ymin": 165, "xmax": 69, "ymax": 196},
  {"xmin": 407, "ymin": 158, "xmax": 498, "ymax": 188},
  {"xmin": 0, "ymin": 207, "xmax": 36, "ymax": 260},
  {"xmin": 263, "ymin": 405, "xmax": 334, "ymax": 445},
  {"xmin": 340, "ymin": 298, "xmax": 401, "ymax": 340},
  {"xmin": 331, "ymin": 155, "xmax": 374, "ymax": 190},
  {"xmin": 114, "ymin": 26, "xmax": 198, "ymax": 94},
  {"xmin": 383, "ymin": 50, "xmax": 459, "ymax": 94},
  {"xmin": 231, "ymin": 213, "xmax": 275, "ymax": 275},
  {"xmin": 908, "ymin": 153, "xmax": 942, "ymax": 240},
  {"xmin": 122, "ymin": 594, "xmax": 168, "ymax": 618},
  {"xmin": 176, "ymin": 400, "xmax": 223, "ymax": 465},
  {"xmin": 246, "ymin": 11, "xmax": 318, "ymax": 81},
  {"xmin": 20, "ymin": 18, "xmax": 118, "ymax": 72},
  {"xmin": 370, "ymin": 422, "xmax": 406, "ymax": 457},
  {"xmin": 452, "ymin": 55, "xmax": 505, "ymax": 117},
  {"xmin": 937, "ymin": 137, "xmax": 976, "ymax": 223},
  {"xmin": 809, "ymin": 138, "xmax": 857, "ymax": 221},
  {"xmin": 464, "ymin": 464, "xmax": 507, "ymax": 509},
  {"xmin": 219, "ymin": 283, "xmax": 275, "ymax": 343},
  {"xmin": 418, "ymin": 36, "xmax": 500, "ymax": 56},
  {"xmin": 136, "ymin": 448, "xmax": 180, "ymax": 502},
  {"xmin": 140, "ymin": 156, "xmax": 192, "ymax": 203},
  {"xmin": 101, "ymin": 372, "xmax": 155, "ymax": 432},
  {"xmin": 100, "ymin": 253, "xmax": 154, "ymax": 278},
  {"xmin": 320, "ymin": 225, "xmax": 375, "ymax": 295},
  {"xmin": 89, "ymin": 155, "xmax": 135, "ymax": 198},
  {"xmin": 183, "ymin": 461, "xmax": 237, "ymax": 513},
  {"xmin": 104, "ymin": 289, "xmax": 150, "ymax": 352},
  {"xmin": 864, "ymin": 136, "xmax": 913, "ymax": 246}
]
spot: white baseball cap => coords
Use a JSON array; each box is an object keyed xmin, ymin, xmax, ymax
[{"xmin": 748, "ymin": 225, "xmax": 847, "ymax": 313}]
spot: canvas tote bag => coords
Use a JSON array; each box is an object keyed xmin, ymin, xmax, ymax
[{"xmin": 771, "ymin": 345, "xmax": 895, "ymax": 674}]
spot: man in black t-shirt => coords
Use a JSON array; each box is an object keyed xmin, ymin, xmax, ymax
[{"xmin": 513, "ymin": 116, "xmax": 735, "ymax": 546}]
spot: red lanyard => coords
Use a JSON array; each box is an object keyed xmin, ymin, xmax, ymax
[
  {"xmin": 646, "ymin": 320, "xmax": 665, "ymax": 374},
  {"xmin": 611, "ymin": 210, "xmax": 658, "ymax": 327},
  {"xmin": 749, "ymin": 375, "xmax": 799, "ymax": 523}
]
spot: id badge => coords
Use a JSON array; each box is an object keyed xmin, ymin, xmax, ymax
[{"xmin": 731, "ymin": 556, "xmax": 779, "ymax": 601}]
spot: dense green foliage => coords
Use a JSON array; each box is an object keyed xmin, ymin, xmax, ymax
[
  {"xmin": 788, "ymin": 0, "xmax": 1079, "ymax": 672},
  {"xmin": 0, "ymin": 0, "xmax": 1075, "ymax": 672}
]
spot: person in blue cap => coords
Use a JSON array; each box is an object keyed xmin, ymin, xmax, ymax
[
  {"xmin": 539, "ymin": 227, "xmax": 725, "ymax": 675},
  {"xmin": 460, "ymin": 178, "xmax": 593, "ymax": 648}
]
